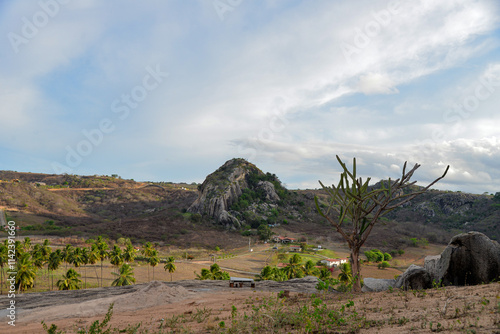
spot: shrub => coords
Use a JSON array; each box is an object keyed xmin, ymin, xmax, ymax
[
  {"xmin": 378, "ymin": 261, "xmax": 390, "ymax": 269},
  {"xmin": 383, "ymin": 253, "xmax": 392, "ymax": 261}
]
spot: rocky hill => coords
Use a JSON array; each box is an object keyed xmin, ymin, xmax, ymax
[{"xmin": 188, "ymin": 158, "xmax": 285, "ymax": 229}]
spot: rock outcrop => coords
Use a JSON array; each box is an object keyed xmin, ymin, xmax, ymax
[
  {"xmin": 257, "ymin": 181, "xmax": 280, "ymax": 202},
  {"xmin": 362, "ymin": 278, "xmax": 396, "ymax": 292},
  {"xmin": 395, "ymin": 264, "xmax": 432, "ymax": 290},
  {"xmin": 362, "ymin": 232, "xmax": 500, "ymax": 292},
  {"xmin": 424, "ymin": 231, "xmax": 500, "ymax": 286},
  {"xmin": 187, "ymin": 158, "xmax": 285, "ymax": 229},
  {"xmin": 188, "ymin": 159, "xmax": 256, "ymax": 220}
]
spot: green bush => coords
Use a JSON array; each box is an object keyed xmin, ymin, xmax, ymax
[
  {"xmin": 378, "ymin": 261, "xmax": 390, "ymax": 269},
  {"xmin": 383, "ymin": 253, "xmax": 392, "ymax": 261}
]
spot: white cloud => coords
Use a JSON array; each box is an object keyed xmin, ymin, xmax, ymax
[
  {"xmin": 0, "ymin": 0, "xmax": 499, "ymax": 193},
  {"xmin": 358, "ymin": 73, "xmax": 399, "ymax": 95}
]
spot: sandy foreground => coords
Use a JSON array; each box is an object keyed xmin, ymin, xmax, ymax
[{"xmin": 1, "ymin": 277, "xmax": 499, "ymax": 333}]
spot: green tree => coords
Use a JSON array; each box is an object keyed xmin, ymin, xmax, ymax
[
  {"xmin": 383, "ymin": 252, "xmax": 392, "ymax": 261},
  {"xmin": 148, "ymin": 250, "xmax": 160, "ymax": 281},
  {"xmin": 123, "ymin": 243, "xmax": 137, "ymax": 264},
  {"xmin": 95, "ymin": 236, "xmax": 109, "ymax": 287},
  {"xmin": 16, "ymin": 253, "xmax": 36, "ymax": 293},
  {"xmin": 111, "ymin": 264, "xmax": 136, "ymax": 287},
  {"xmin": 257, "ymin": 224, "xmax": 274, "ymax": 241},
  {"xmin": 0, "ymin": 243, "xmax": 8, "ymax": 294},
  {"xmin": 196, "ymin": 263, "xmax": 230, "ymax": 280},
  {"xmin": 48, "ymin": 250, "xmax": 62, "ymax": 291},
  {"xmin": 256, "ymin": 265, "xmax": 287, "ymax": 282},
  {"xmin": 316, "ymin": 155, "xmax": 448, "ymax": 292},
  {"xmin": 109, "ymin": 245, "xmax": 123, "ymax": 274},
  {"xmin": 378, "ymin": 261, "xmax": 390, "ymax": 269},
  {"xmin": 31, "ymin": 250, "xmax": 45, "ymax": 290},
  {"xmin": 337, "ymin": 262, "xmax": 352, "ymax": 286},
  {"xmin": 70, "ymin": 247, "xmax": 85, "ymax": 268},
  {"xmin": 61, "ymin": 244, "xmax": 73, "ymax": 270},
  {"xmin": 22, "ymin": 237, "xmax": 32, "ymax": 253},
  {"xmin": 319, "ymin": 267, "xmax": 332, "ymax": 281},
  {"xmin": 163, "ymin": 256, "xmax": 176, "ymax": 282},
  {"xmin": 57, "ymin": 268, "xmax": 81, "ymax": 290},
  {"xmin": 283, "ymin": 254, "xmax": 304, "ymax": 279},
  {"xmin": 87, "ymin": 244, "xmax": 100, "ymax": 287},
  {"xmin": 142, "ymin": 242, "xmax": 155, "ymax": 281},
  {"xmin": 303, "ymin": 260, "xmax": 319, "ymax": 276},
  {"xmin": 40, "ymin": 239, "xmax": 52, "ymax": 285}
]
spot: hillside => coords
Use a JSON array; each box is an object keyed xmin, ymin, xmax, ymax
[{"xmin": 0, "ymin": 160, "xmax": 498, "ymax": 250}]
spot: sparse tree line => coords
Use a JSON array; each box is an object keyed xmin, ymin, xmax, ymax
[{"xmin": 0, "ymin": 236, "xmax": 177, "ymax": 294}]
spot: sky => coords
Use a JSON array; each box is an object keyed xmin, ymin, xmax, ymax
[{"xmin": 0, "ymin": 0, "xmax": 499, "ymax": 194}]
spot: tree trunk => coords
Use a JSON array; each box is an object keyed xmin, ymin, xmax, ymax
[
  {"xmin": 350, "ymin": 246, "xmax": 362, "ymax": 292},
  {"xmin": 100, "ymin": 260, "xmax": 103, "ymax": 287}
]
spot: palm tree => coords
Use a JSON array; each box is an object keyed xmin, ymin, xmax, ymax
[
  {"xmin": 13, "ymin": 240, "xmax": 23, "ymax": 259},
  {"xmin": 57, "ymin": 268, "xmax": 81, "ymax": 290},
  {"xmin": 141, "ymin": 242, "xmax": 155, "ymax": 281},
  {"xmin": 22, "ymin": 237, "xmax": 32, "ymax": 253},
  {"xmin": 87, "ymin": 244, "xmax": 100, "ymax": 287},
  {"xmin": 40, "ymin": 239, "xmax": 52, "ymax": 286},
  {"xmin": 95, "ymin": 236, "xmax": 109, "ymax": 287},
  {"xmin": 123, "ymin": 243, "xmax": 137, "ymax": 264},
  {"xmin": 196, "ymin": 263, "xmax": 230, "ymax": 280},
  {"xmin": 70, "ymin": 247, "xmax": 85, "ymax": 268},
  {"xmin": 257, "ymin": 265, "xmax": 275, "ymax": 280},
  {"xmin": 148, "ymin": 250, "xmax": 160, "ymax": 281},
  {"xmin": 31, "ymin": 251, "xmax": 45, "ymax": 290},
  {"xmin": 16, "ymin": 253, "xmax": 36, "ymax": 293},
  {"xmin": 284, "ymin": 254, "xmax": 304, "ymax": 279},
  {"xmin": 111, "ymin": 264, "xmax": 136, "ymax": 287},
  {"xmin": 338, "ymin": 262, "xmax": 353, "ymax": 285},
  {"xmin": 80, "ymin": 247, "xmax": 90, "ymax": 289},
  {"xmin": 163, "ymin": 256, "xmax": 176, "ymax": 281},
  {"xmin": 319, "ymin": 267, "xmax": 332, "ymax": 281},
  {"xmin": 61, "ymin": 244, "xmax": 73, "ymax": 270},
  {"xmin": 0, "ymin": 243, "xmax": 7, "ymax": 294},
  {"xmin": 48, "ymin": 250, "xmax": 62, "ymax": 291},
  {"xmin": 109, "ymin": 245, "xmax": 123, "ymax": 274},
  {"xmin": 303, "ymin": 260, "xmax": 319, "ymax": 276}
]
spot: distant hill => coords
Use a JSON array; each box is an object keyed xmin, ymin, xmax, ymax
[{"xmin": 0, "ymin": 162, "xmax": 498, "ymax": 250}]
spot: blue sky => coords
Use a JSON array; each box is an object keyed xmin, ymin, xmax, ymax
[{"xmin": 1, "ymin": 0, "xmax": 500, "ymax": 194}]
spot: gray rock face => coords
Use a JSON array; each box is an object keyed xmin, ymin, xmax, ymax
[
  {"xmin": 188, "ymin": 159, "xmax": 257, "ymax": 225},
  {"xmin": 431, "ymin": 193, "xmax": 475, "ymax": 215},
  {"xmin": 218, "ymin": 210, "xmax": 240, "ymax": 229},
  {"xmin": 395, "ymin": 264, "xmax": 432, "ymax": 290},
  {"xmin": 361, "ymin": 278, "xmax": 396, "ymax": 292},
  {"xmin": 257, "ymin": 181, "xmax": 280, "ymax": 202},
  {"xmin": 424, "ymin": 231, "xmax": 500, "ymax": 286}
]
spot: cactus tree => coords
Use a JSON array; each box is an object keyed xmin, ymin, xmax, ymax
[{"xmin": 315, "ymin": 155, "xmax": 449, "ymax": 292}]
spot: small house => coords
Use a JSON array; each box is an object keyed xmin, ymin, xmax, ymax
[
  {"xmin": 272, "ymin": 235, "xmax": 297, "ymax": 244},
  {"xmin": 289, "ymin": 245, "xmax": 301, "ymax": 252},
  {"xmin": 320, "ymin": 258, "xmax": 348, "ymax": 268}
]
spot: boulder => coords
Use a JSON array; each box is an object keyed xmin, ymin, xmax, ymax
[
  {"xmin": 257, "ymin": 181, "xmax": 280, "ymax": 202},
  {"xmin": 395, "ymin": 264, "xmax": 432, "ymax": 290},
  {"xmin": 361, "ymin": 278, "xmax": 396, "ymax": 292},
  {"xmin": 424, "ymin": 231, "xmax": 500, "ymax": 286},
  {"xmin": 218, "ymin": 210, "xmax": 240, "ymax": 229}
]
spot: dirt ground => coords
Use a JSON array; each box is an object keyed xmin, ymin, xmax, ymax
[{"xmin": 1, "ymin": 277, "xmax": 499, "ymax": 334}]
